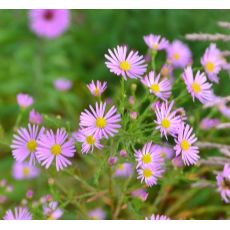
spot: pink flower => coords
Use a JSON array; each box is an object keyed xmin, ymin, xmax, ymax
[
  {"xmin": 87, "ymin": 80, "xmax": 107, "ymax": 97},
  {"xmin": 43, "ymin": 201, "xmax": 63, "ymax": 220},
  {"xmin": 131, "ymin": 188, "xmax": 148, "ymax": 201},
  {"xmin": 146, "ymin": 214, "xmax": 170, "ymax": 220},
  {"xmin": 54, "ymin": 78, "xmax": 72, "ymax": 91},
  {"xmin": 17, "ymin": 93, "xmax": 34, "ymax": 109},
  {"xmin": 88, "ymin": 208, "xmax": 106, "ymax": 220},
  {"xmin": 143, "ymin": 34, "xmax": 169, "ymax": 51},
  {"xmin": 29, "ymin": 109, "xmax": 43, "ymax": 125},
  {"xmin": 114, "ymin": 163, "xmax": 133, "ymax": 177},
  {"xmin": 160, "ymin": 63, "xmax": 174, "ymax": 78},
  {"xmin": 3, "ymin": 207, "xmax": 32, "ymax": 220},
  {"xmin": 29, "ymin": 10, "xmax": 70, "ymax": 39},
  {"xmin": 200, "ymin": 118, "xmax": 220, "ymax": 130},
  {"xmin": 105, "ymin": 45, "xmax": 147, "ymax": 80}
]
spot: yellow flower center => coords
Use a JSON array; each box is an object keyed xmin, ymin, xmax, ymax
[
  {"xmin": 180, "ymin": 140, "xmax": 190, "ymax": 151},
  {"xmin": 118, "ymin": 164, "xmax": 124, "ymax": 170},
  {"xmin": 150, "ymin": 83, "xmax": 160, "ymax": 93},
  {"xmin": 173, "ymin": 53, "xmax": 180, "ymax": 60},
  {"xmin": 143, "ymin": 168, "xmax": 153, "ymax": 178},
  {"xmin": 94, "ymin": 88, "xmax": 100, "ymax": 96},
  {"xmin": 22, "ymin": 167, "xmax": 30, "ymax": 176},
  {"xmin": 26, "ymin": 140, "xmax": 37, "ymax": 152},
  {"xmin": 191, "ymin": 82, "xmax": 201, "ymax": 94},
  {"xmin": 119, "ymin": 61, "xmax": 131, "ymax": 71},
  {"xmin": 161, "ymin": 118, "xmax": 170, "ymax": 129},
  {"xmin": 86, "ymin": 135, "xmax": 96, "ymax": 145},
  {"xmin": 152, "ymin": 43, "xmax": 158, "ymax": 50},
  {"xmin": 142, "ymin": 154, "xmax": 152, "ymax": 164},
  {"xmin": 161, "ymin": 67, "xmax": 169, "ymax": 77},
  {"xmin": 205, "ymin": 61, "xmax": 215, "ymax": 73},
  {"xmin": 96, "ymin": 117, "xmax": 107, "ymax": 128},
  {"xmin": 50, "ymin": 144, "xmax": 62, "ymax": 156}
]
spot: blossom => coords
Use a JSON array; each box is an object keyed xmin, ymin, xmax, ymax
[
  {"xmin": 154, "ymin": 101, "xmax": 181, "ymax": 139},
  {"xmin": 114, "ymin": 163, "xmax": 133, "ymax": 177},
  {"xmin": 174, "ymin": 124, "xmax": 199, "ymax": 166},
  {"xmin": 167, "ymin": 40, "xmax": 192, "ymax": 68},
  {"xmin": 29, "ymin": 109, "xmax": 43, "ymax": 125},
  {"xmin": 73, "ymin": 129, "xmax": 103, "ymax": 154},
  {"xmin": 87, "ymin": 80, "xmax": 107, "ymax": 97},
  {"xmin": 200, "ymin": 118, "xmax": 220, "ymax": 130},
  {"xmin": 131, "ymin": 188, "xmax": 148, "ymax": 201},
  {"xmin": 54, "ymin": 78, "xmax": 72, "ymax": 91},
  {"xmin": 3, "ymin": 207, "xmax": 32, "ymax": 220},
  {"xmin": 36, "ymin": 129, "xmax": 76, "ymax": 171},
  {"xmin": 108, "ymin": 156, "xmax": 118, "ymax": 166},
  {"xmin": 143, "ymin": 34, "xmax": 169, "ymax": 51},
  {"xmin": 79, "ymin": 102, "xmax": 121, "ymax": 139},
  {"xmin": 17, "ymin": 93, "xmax": 34, "ymax": 109},
  {"xmin": 11, "ymin": 124, "xmax": 45, "ymax": 165},
  {"xmin": 141, "ymin": 71, "xmax": 172, "ymax": 100},
  {"xmin": 12, "ymin": 162, "xmax": 40, "ymax": 180},
  {"xmin": 43, "ymin": 201, "xmax": 63, "ymax": 220},
  {"xmin": 201, "ymin": 43, "xmax": 224, "ymax": 83},
  {"xmin": 154, "ymin": 144, "xmax": 175, "ymax": 159},
  {"xmin": 216, "ymin": 164, "xmax": 230, "ymax": 203},
  {"xmin": 29, "ymin": 10, "xmax": 70, "ymax": 39},
  {"xmin": 105, "ymin": 45, "xmax": 147, "ymax": 80},
  {"xmin": 160, "ymin": 63, "xmax": 174, "ymax": 78},
  {"xmin": 88, "ymin": 208, "xmax": 106, "ymax": 220},
  {"xmin": 182, "ymin": 66, "xmax": 214, "ymax": 104},
  {"xmin": 145, "ymin": 214, "xmax": 170, "ymax": 220}
]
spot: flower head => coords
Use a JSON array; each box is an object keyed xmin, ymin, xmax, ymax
[
  {"xmin": 17, "ymin": 93, "xmax": 34, "ymax": 109},
  {"xmin": 43, "ymin": 201, "xmax": 63, "ymax": 220},
  {"xmin": 200, "ymin": 118, "xmax": 220, "ymax": 130},
  {"xmin": 160, "ymin": 63, "xmax": 174, "ymax": 78},
  {"xmin": 131, "ymin": 188, "xmax": 148, "ymax": 201},
  {"xmin": 141, "ymin": 71, "xmax": 172, "ymax": 100},
  {"xmin": 88, "ymin": 208, "xmax": 106, "ymax": 220},
  {"xmin": 114, "ymin": 163, "xmax": 133, "ymax": 177},
  {"xmin": 146, "ymin": 214, "xmax": 170, "ymax": 220},
  {"xmin": 29, "ymin": 109, "xmax": 43, "ymax": 125},
  {"xmin": 105, "ymin": 45, "xmax": 147, "ymax": 80},
  {"xmin": 174, "ymin": 124, "xmax": 199, "ymax": 166},
  {"xmin": 183, "ymin": 66, "xmax": 214, "ymax": 104},
  {"xmin": 11, "ymin": 124, "xmax": 45, "ymax": 165},
  {"xmin": 143, "ymin": 34, "xmax": 169, "ymax": 51},
  {"xmin": 54, "ymin": 78, "xmax": 72, "ymax": 91},
  {"xmin": 29, "ymin": 10, "xmax": 70, "ymax": 39},
  {"xmin": 87, "ymin": 80, "xmax": 107, "ymax": 97},
  {"xmin": 3, "ymin": 207, "xmax": 32, "ymax": 220},
  {"xmin": 80, "ymin": 102, "xmax": 121, "ymax": 139},
  {"xmin": 36, "ymin": 129, "xmax": 76, "ymax": 171}
]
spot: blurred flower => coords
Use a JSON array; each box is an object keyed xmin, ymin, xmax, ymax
[
  {"xmin": 29, "ymin": 9, "xmax": 70, "ymax": 39},
  {"xmin": 54, "ymin": 78, "xmax": 72, "ymax": 91},
  {"xmin": 6, "ymin": 185, "xmax": 14, "ymax": 193},
  {"xmin": 43, "ymin": 201, "xmax": 63, "ymax": 220},
  {"xmin": 0, "ymin": 179, "xmax": 7, "ymax": 187},
  {"xmin": 143, "ymin": 34, "xmax": 169, "ymax": 51},
  {"xmin": 26, "ymin": 190, "xmax": 34, "ymax": 199},
  {"xmin": 36, "ymin": 129, "xmax": 76, "ymax": 171},
  {"xmin": 0, "ymin": 195, "xmax": 7, "ymax": 204},
  {"xmin": 174, "ymin": 124, "xmax": 199, "ymax": 166},
  {"xmin": 17, "ymin": 93, "xmax": 34, "ymax": 109},
  {"xmin": 154, "ymin": 144, "xmax": 175, "ymax": 159},
  {"xmin": 145, "ymin": 214, "xmax": 170, "ymax": 220},
  {"xmin": 114, "ymin": 163, "xmax": 133, "ymax": 177},
  {"xmin": 105, "ymin": 45, "xmax": 147, "ymax": 80},
  {"xmin": 160, "ymin": 63, "xmax": 174, "ymax": 78},
  {"xmin": 12, "ymin": 162, "xmax": 40, "ymax": 180},
  {"xmin": 87, "ymin": 80, "xmax": 107, "ymax": 97},
  {"xmin": 167, "ymin": 40, "xmax": 192, "ymax": 68},
  {"xmin": 183, "ymin": 66, "xmax": 214, "ymax": 104},
  {"xmin": 119, "ymin": 149, "xmax": 127, "ymax": 157},
  {"xmin": 29, "ymin": 109, "xmax": 43, "ymax": 125},
  {"xmin": 141, "ymin": 71, "xmax": 172, "ymax": 100},
  {"xmin": 128, "ymin": 96, "xmax": 135, "ymax": 105},
  {"xmin": 200, "ymin": 118, "xmax": 220, "ymax": 130},
  {"xmin": 216, "ymin": 164, "xmax": 230, "ymax": 203},
  {"xmin": 40, "ymin": 194, "xmax": 53, "ymax": 204},
  {"xmin": 3, "ymin": 207, "xmax": 32, "ymax": 220},
  {"xmin": 131, "ymin": 188, "xmax": 148, "ymax": 201},
  {"xmin": 88, "ymin": 208, "xmax": 106, "ymax": 220},
  {"xmin": 130, "ymin": 111, "xmax": 138, "ymax": 120},
  {"xmin": 80, "ymin": 102, "xmax": 121, "ymax": 139},
  {"xmin": 151, "ymin": 101, "xmax": 161, "ymax": 111},
  {"xmin": 11, "ymin": 124, "xmax": 45, "ymax": 165},
  {"xmin": 108, "ymin": 156, "xmax": 118, "ymax": 166},
  {"xmin": 171, "ymin": 156, "xmax": 184, "ymax": 168}
]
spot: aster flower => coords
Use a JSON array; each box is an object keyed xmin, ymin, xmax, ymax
[
  {"xmin": 54, "ymin": 78, "xmax": 72, "ymax": 91},
  {"xmin": 216, "ymin": 164, "xmax": 230, "ymax": 203},
  {"xmin": 73, "ymin": 129, "xmax": 103, "ymax": 154},
  {"xmin": 154, "ymin": 101, "xmax": 181, "ymax": 139},
  {"xmin": 43, "ymin": 201, "xmax": 63, "ymax": 220},
  {"xmin": 79, "ymin": 102, "xmax": 121, "ymax": 139},
  {"xmin": 145, "ymin": 214, "xmax": 170, "ymax": 220},
  {"xmin": 105, "ymin": 45, "xmax": 147, "ymax": 80},
  {"xmin": 131, "ymin": 188, "xmax": 148, "ymax": 201},
  {"xmin": 201, "ymin": 43, "xmax": 224, "ymax": 83},
  {"xmin": 174, "ymin": 124, "xmax": 199, "ymax": 166},
  {"xmin": 11, "ymin": 124, "xmax": 45, "ymax": 165},
  {"xmin": 12, "ymin": 162, "xmax": 40, "ymax": 180},
  {"xmin": 29, "ymin": 109, "xmax": 43, "ymax": 125},
  {"xmin": 143, "ymin": 34, "xmax": 169, "ymax": 51},
  {"xmin": 114, "ymin": 163, "xmax": 133, "ymax": 177},
  {"xmin": 3, "ymin": 207, "xmax": 32, "ymax": 220},
  {"xmin": 154, "ymin": 144, "xmax": 175, "ymax": 159},
  {"xmin": 167, "ymin": 40, "xmax": 192, "ymax": 68},
  {"xmin": 17, "ymin": 93, "xmax": 34, "ymax": 109},
  {"xmin": 87, "ymin": 80, "xmax": 107, "ymax": 97},
  {"xmin": 36, "ymin": 129, "xmax": 76, "ymax": 171},
  {"xmin": 141, "ymin": 71, "xmax": 172, "ymax": 100},
  {"xmin": 88, "ymin": 208, "xmax": 106, "ymax": 220},
  {"xmin": 29, "ymin": 9, "xmax": 70, "ymax": 39},
  {"xmin": 160, "ymin": 63, "xmax": 174, "ymax": 78},
  {"xmin": 200, "ymin": 118, "xmax": 220, "ymax": 130},
  {"xmin": 183, "ymin": 66, "xmax": 214, "ymax": 104}
]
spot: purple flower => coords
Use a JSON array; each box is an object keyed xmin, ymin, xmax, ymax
[
  {"xmin": 154, "ymin": 100, "xmax": 181, "ymax": 139},
  {"xmin": 130, "ymin": 111, "xmax": 138, "ymax": 120},
  {"xmin": 174, "ymin": 124, "xmax": 199, "ymax": 166},
  {"xmin": 146, "ymin": 214, "xmax": 170, "ymax": 220},
  {"xmin": 87, "ymin": 80, "xmax": 107, "ymax": 97},
  {"xmin": 12, "ymin": 161, "xmax": 40, "ymax": 180},
  {"xmin": 120, "ymin": 149, "xmax": 128, "ymax": 157},
  {"xmin": 216, "ymin": 164, "xmax": 230, "ymax": 203},
  {"xmin": 183, "ymin": 66, "xmax": 214, "ymax": 104},
  {"xmin": 108, "ymin": 156, "xmax": 118, "ymax": 166},
  {"xmin": 29, "ymin": 10, "xmax": 70, "ymax": 39},
  {"xmin": 200, "ymin": 118, "xmax": 220, "ymax": 130},
  {"xmin": 79, "ymin": 102, "xmax": 121, "ymax": 139},
  {"xmin": 43, "ymin": 201, "xmax": 63, "ymax": 220},
  {"xmin": 160, "ymin": 63, "xmax": 174, "ymax": 78},
  {"xmin": 167, "ymin": 40, "xmax": 192, "ymax": 68},
  {"xmin": 141, "ymin": 71, "xmax": 172, "ymax": 100},
  {"xmin": 131, "ymin": 188, "xmax": 148, "ymax": 201},
  {"xmin": 73, "ymin": 129, "xmax": 103, "ymax": 154},
  {"xmin": 54, "ymin": 78, "xmax": 72, "ymax": 91},
  {"xmin": 3, "ymin": 207, "xmax": 32, "ymax": 220},
  {"xmin": 105, "ymin": 45, "xmax": 147, "ymax": 80},
  {"xmin": 143, "ymin": 34, "xmax": 169, "ymax": 51},
  {"xmin": 114, "ymin": 163, "xmax": 133, "ymax": 177},
  {"xmin": 36, "ymin": 129, "xmax": 76, "ymax": 171},
  {"xmin": 154, "ymin": 144, "xmax": 175, "ymax": 159},
  {"xmin": 88, "ymin": 208, "xmax": 106, "ymax": 220},
  {"xmin": 29, "ymin": 109, "xmax": 43, "ymax": 125},
  {"xmin": 17, "ymin": 93, "xmax": 34, "ymax": 109},
  {"xmin": 11, "ymin": 124, "xmax": 45, "ymax": 165},
  {"xmin": 171, "ymin": 156, "xmax": 184, "ymax": 168}
]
